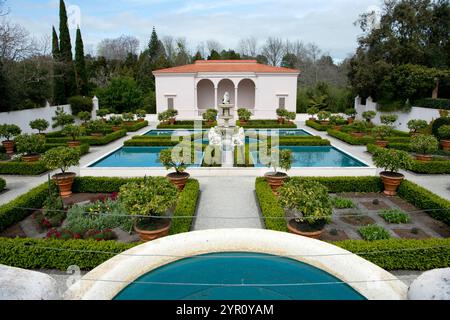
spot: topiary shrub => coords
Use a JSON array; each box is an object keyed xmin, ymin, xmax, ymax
[
  {"xmin": 68, "ymin": 96, "xmax": 93, "ymax": 115},
  {"xmin": 0, "ymin": 178, "xmax": 5, "ymax": 192},
  {"xmin": 407, "ymin": 119, "xmax": 428, "ymax": 134},
  {"xmin": 431, "ymin": 117, "xmax": 450, "ymax": 138},
  {"xmin": 410, "ymin": 135, "xmax": 439, "ymax": 155},
  {"xmin": 29, "ymin": 119, "xmax": 49, "ymax": 134},
  {"xmin": 15, "ymin": 134, "xmax": 46, "ymax": 155}
]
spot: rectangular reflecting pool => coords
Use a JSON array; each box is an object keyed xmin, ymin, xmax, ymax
[
  {"xmin": 143, "ymin": 129, "xmax": 312, "ymax": 137},
  {"xmin": 251, "ymin": 146, "xmax": 367, "ymax": 168}
]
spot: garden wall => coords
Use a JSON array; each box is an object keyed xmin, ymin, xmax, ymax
[{"xmin": 354, "ymin": 96, "xmax": 441, "ymax": 132}]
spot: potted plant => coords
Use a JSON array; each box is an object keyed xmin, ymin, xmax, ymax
[
  {"xmin": 362, "ymin": 111, "xmax": 377, "ymax": 124},
  {"xmin": 264, "ymin": 149, "xmax": 293, "ymax": 194},
  {"xmin": 411, "ymin": 134, "xmax": 439, "ymax": 162},
  {"xmin": 86, "ymin": 120, "xmax": 109, "ymax": 137},
  {"xmin": 202, "ymin": 108, "xmax": 218, "ymax": 126},
  {"xmin": 279, "ymin": 179, "xmax": 333, "ymax": 239},
  {"xmin": 158, "ymin": 111, "xmax": 170, "ymax": 125},
  {"xmin": 438, "ymin": 125, "xmax": 450, "ymax": 151},
  {"xmin": 373, "ymin": 148, "xmax": 413, "ymax": 196},
  {"xmin": 41, "ymin": 146, "xmax": 80, "ymax": 198},
  {"xmin": 15, "ymin": 134, "xmax": 46, "ymax": 162},
  {"xmin": 237, "ymin": 108, "xmax": 251, "ymax": 125},
  {"xmin": 109, "ymin": 116, "xmax": 123, "ymax": 131},
  {"xmin": 62, "ymin": 125, "xmax": 85, "ymax": 147},
  {"xmin": 167, "ymin": 109, "xmax": 178, "ymax": 125},
  {"xmin": 122, "ymin": 112, "xmax": 135, "ymax": 126},
  {"xmin": 29, "ymin": 119, "xmax": 49, "ymax": 135},
  {"xmin": 329, "ymin": 115, "xmax": 345, "ymax": 131},
  {"xmin": 286, "ymin": 111, "xmax": 296, "ymax": 124},
  {"xmin": 52, "ymin": 107, "xmax": 75, "ymax": 129},
  {"xmin": 0, "ymin": 124, "xmax": 22, "ymax": 155},
  {"xmin": 77, "ymin": 111, "xmax": 91, "ymax": 126},
  {"xmin": 372, "ymin": 125, "xmax": 392, "ymax": 148},
  {"xmin": 345, "ymin": 108, "xmax": 356, "ymax": 124},
  {"xmin": 351, "ymin": 120, "xmax": 367, "ymax": 138},
  {"xmin": 135, "ymin": 109, "xmax": 147, "ymax": 122},
  {"xmin": 159, "ymin": 147, "xmax": 191, "ymax": 191},
  {"xmin": 119, "ymin": 177, "xmax": 178, "ymax": 241},
  {"xmin": 307, "ymin": 107, "xmax": 319, "ymax": 121},
  {"xmin": 97, "ymin": 108, "xmax": 109, "ymax": 121},
  {"xmin": 407, "ymin": 119, "xmax": 428, "ymax": 136},
  {"xmin": 317, "ymin": 110, "xmax": 331, "ymax": 125},
  {"xmin": 276, "ymin": 108, "xmax": 288, "ymax": 124},
  {"xmin": 380, "ymin": 114, "xmax": 398, "ymax": 127}
]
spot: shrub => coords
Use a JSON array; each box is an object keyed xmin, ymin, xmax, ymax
[
  {"xmin": 380, "ymin": 114, "xmax": 398, "ymax": 126},
  {"xmin": 329, "ymin": 115, "xmax": 344, "ymax": 126},
  {"xmin": 379, "ymin": 209, "xmax": 410, "ymax": 224},
  {"xmin": 431, "ymin": 117, "xmax": 450, "ymax": 138},
  {"xmin": 159, "ymin": 147, "xmax": 192, "ymax": 173},
  {"xmin": 279, "ymin": 179, "xmax": 333, "ymax": 226},
  {"xmin": 68, "ymin": 96, "xmax": 92, "ymax": 115},
  {"xmin": 77, "ymin": 111, "xmax": 91, "ymax": 124},
  {"xmin": 15, "ymin": 134, "xmax": 46, "ymax": 155},
  {"xmin": 52, "ymin": 107, "xmax": 75, "ymax": 128},
  {"xmin": 415, "ymin": 98, "xmax": 450, "ymax": 110},
  {"xmin": 276, "ymin": 108, "xmax": 289, "ymax": 119},
  {"xmin": 135, "ymin": 109, "xmax": 147, "ymax": 119},
  {"xmin": 170, "ymin": 179, "xmax": 200, "ymax": 235},
  {"xmin": 0, "ymin": 124, "xmax": 21, "ymax": 141},
  {"xmin": 29, "ymin": 119, "xmax": 49, "ymax": 134},
  {"xmin": 121, "ymin": 120, "xmax": 148, "ymax": 132},
  {"xmin": 41, "ymin": 146, "xmax": 80, "ymax": 174},
  {"xmin": 437, "ymin": 125, "xmax": 450, "ymax": 140},
  {"xmin": 86, "ymin": 120, "xmax": 110, "ymax": 135},
  {"xmin": 358, "ymin": 225, "xmax": 391, "ymax": 241},
  {"xmin": 96, "ymin": 76, "xmax": 144, "ymax": 113},
  {"xmin": 286, "ymin": 111, "xmax": 296, "ymax": 122},
  {"xmin": 264, "ymin": 148, "xmax": 292, "ymax": 173},
  {"xmin": 122, "ymin": 112, "xmax": 135, "ymax": 122},
  {"xmin": 0, "ymin": 178, "xmax": 5, "ymax": 191},
  {"xmin": 237, "ymin": 108, "xmax": 252, "ymax": 122},
  {"xmin": 332, "ymin": 197, "xmax": 356, "ymax": 209},
  {"xmin": 167, "ymin": 109, "xmax": 178, "ymax": 119},
  {"xmin": 362, "ymin": 110, "xmax": 377, "ymax": 122},
  {"xmin": 327, "ymin": 129, "xmax": 375, "ymax": 145},
  {"xmin": 317, "ymin": 110, "xmax": 331, "ymax": 121},
  {"xmin": 351, "ymin": 120, "xmax": 368, "ymax": 133},
  {"xmin": 108, "ymin": 115, "xmax": 123, "ymax": 126},
  {"xmin": 62, "ymin": 125, "xmax": 85, "ymax": 141},
  {"xmin": 372, "ymin": 125, "xmax": 393, "ymax": 140},
  {"xmin": 372, "ymin": 148, "xmax": 413, "ymax": 173},
  {"xmin": 255, "ymin": 177, "xmax": 287, "ymax": 232},
  {"xmin": 0, "ymin": 161, "xmax": 48, "ymax": 175},
  {"xmin": 236, "ymin": 119, "xmax": 297, "ymax": 129},
  {"xmin": 203, "ymin": 109, "xmax": 219, "ymax": 122},
  {"xmin": 407, "ymin": 119, "xmax": 428, "ymax": 134},
  {"xmin": 305, "ymin": 120, "xmax": 328, "ymax": 131},
  {"xmin": 97, "ymin": 109, "xmax": 109, "ymax": 119},
  {"xmin": 345, "ymin": 108, "xmax": 356, "ymax": 117},
  {"xmin": 410, "ymin": 135, "xmax": 439, "ymax": 155},
  {"xmin": 307, "ymin": 107, "xmax": 319, "ymax": 118}
]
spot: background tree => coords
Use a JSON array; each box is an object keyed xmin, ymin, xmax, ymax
[
  {"xmin": 59, "ymin": 0, "xmax": 76, "ymax": 99},
  {"xmin": 52, "ymin": 26, "xmax": 65, "ymax": 104},
  {"xmin": 261, "ymin": 37, "xmax": 285, "ymax": 66},
  {"xmin": 75, "ymin": 27, "xmax": 88, "ymax": 95}
]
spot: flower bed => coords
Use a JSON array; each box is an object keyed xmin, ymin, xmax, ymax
[{"xmin": 236, "ymin": 120, "xmax": 297, "ymax": 128}]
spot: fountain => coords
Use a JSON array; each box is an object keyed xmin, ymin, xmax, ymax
[{"xmin": 208, "ymin": 92, "xmax": 245, "ymax": 168}]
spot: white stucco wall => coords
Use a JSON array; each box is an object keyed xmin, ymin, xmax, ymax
[{"xmin": 155, "ymin": 75, "xmax": 196, "ymax": 119}]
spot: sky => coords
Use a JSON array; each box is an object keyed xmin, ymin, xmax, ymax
[{"xmin": 4, "ymin": 0, "xmax": 384, "ymax": 61}]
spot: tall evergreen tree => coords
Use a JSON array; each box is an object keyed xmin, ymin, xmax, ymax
[
  {"xmin": 0, "ymin": 60, "xmax": 12, "ymax": 112},
  {"xmin": 52, "ymin": 26, "xmax": 65, "ymax": 105},
  {"xmin": 207, "ymin": 49, "xmax": 221, "ymax": 60},
  {"xmin": 192, "ymin": 51, "xmax": 203, "ymax": 62},
  {"xmin": 75, "ymin": 27, "xmax": 88, "ymax": 95},
  {"xmin": 148, "ymin": 27, "xmax": 161, "ymax": 64},
  {"xmin": 59, "ymin": 0, "xmax": 76, "ymax": 99}
]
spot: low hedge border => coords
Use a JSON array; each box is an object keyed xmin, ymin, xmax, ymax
[
  {"xmin": 305, "ymin": 120, "xmax": 329, "ymax": 131},
  {"xmin": 45, "ymin": 130, "xmax": 127, "ymax": 146},
  {"xmin": 367, "ymin": 144, "xmax": 450, "ymax": 174},
  {"xmin": 255, "ymin": 177, "xmax": 287, "ymax": 232},
  {"xmin": 327, "ymin": 129, "xmax": 375, "ymax": 145},
  {"xmin": 237, "ymin": 120, "xmax": 297, "ymax": 129},
  {"xmin": 121, "ymin": 121, "xmax": 148, "ymax": 132},
  {"xmin": 124, "ymin": 139, "xmax": 180, "ymax": 147},
  {"xmin": 157, "ymin": 121, "xmax": 217, "ymax": 129},
  {"xmin": 0, "ymin": 178, "xmax": 5, "ymax": 191},
  {"xmin": 170, "ymin": 179, "xmax": 200, "ymax": 235}
]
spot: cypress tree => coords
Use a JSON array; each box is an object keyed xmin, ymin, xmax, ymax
[
  {"xmin": 59, "ymin": 0, "xmax": 76, "ymax": 99},
  {"xmin": 75, "ymin": 27, "xmax": 88, "ymax": 95},
  {"xmin": 52, "ymin": 26, "xmax": 65, "ymax": 105},
  {"xmin": 148, "ymin": 27, "xmax": 160, "ymax": 64},
  {"xmin": 0, "ymin": 60, "xmax": 12, "ymax": 112},
  {"xmin": 193, "ymin": 51, "xmax": 203, "ymax": 62}
]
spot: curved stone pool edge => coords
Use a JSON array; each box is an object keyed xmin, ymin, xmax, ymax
[{"xmin": 64, "ymin": 229, "xmax": 407, "ymax": 300}]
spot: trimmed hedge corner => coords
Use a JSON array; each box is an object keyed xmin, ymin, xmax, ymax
[
  {"xmin": 255, "ymin": 177, "xmax": 287, "ymax": 232},
  {"xmin": 306, "ymin": 120, "xmax": 329, "ymax": 131},
  {"xmin": 0, "ymin": 178, "xmax": 5, "ymax": 192},
  {"xmin": 122, "ymin": 121, "xmax": 148, "ymax": 132},
  {"xmin": 45, "ymin": 130, "xmax": 127, "ymax": 146},
  {"xmin": 170, "ymin": 179, "xmax": 200, "ymax": 235}
]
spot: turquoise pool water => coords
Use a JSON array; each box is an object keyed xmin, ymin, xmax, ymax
[
  {"xmin": 114, "ymin": 252, "xmax": 365, "ymax": 300},
  {"xmin": 144, "ymin": 129, "xmax": 311, "ymax": 137},
  {"xmin": 89, "ymin": 147, "xmax": 203, "ymax": 168},
  {"xmin": 251, "ymin": 146, "xmax": 367, "ymax": 168}
]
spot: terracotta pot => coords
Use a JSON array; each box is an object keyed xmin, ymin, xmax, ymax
[
  {"xmin": 169, "ymin": 118, "xmax": 176, "ymax": 125},
  {"xmin": 351, "ymin": 132, "xmax": 364, "ymax": 138},
  {"xmin": 375, "ymin": 140, "xmax": 389, "ymax": 148},
  {"xmin": 239, "ymin": 119, "xmax": 248, "ymax": 125},
  {"xmin": 90, "ymin": 133, "xmax": 103, "ymax": 138},
  {"xmin": 380, "ymin": 171, "xmax": 404, "ymax": 196},
  {"xmin": 52, "ymin": 172, "xmax": 76, "ymax": 198},
  {"xmin": 416, "ymin": 154, "xmax": 433, "ymax": 162},
  {"xmin": 277, "ymin": 117, "xmax": 285, "ymax": 124},
  {"xmin": 308, "ymin": 117, "xmax": 316, "ymax": 121},
  {"xmin": 287, "ymin": 220, "xmax": 324, "ymax": 239},
  {"xmin": 137, "ymin": 118, "xmax": 145, "ymax": 122},
  {"xmin": 441, "ymin": 140, "xmax": 450, "ymax": 151},
  {"xmin": 264, "ymin": 172, "xmax": 288, "ymax": 195},
  {"xmin": 320, "ymin": 121, "xmax": 330, "ymax": 126},
  {"xmin": 134, "ymin": 219, "xmax": 171, "ymax": 242},
  {"xmin": 124, "ymin": 121, "xmax": 135, "ymax": 126},
  {"xmin": 207, "ymin": 120, "xmax": 215, "ymax": 126},
  {"xmin": 2, "ymin": 140, "xmax": 15, "ymax": 155},
  {"xmin": 333, "ymin": 125, "xmax": 342, "ymax": 131},
  {"xmin": 67, "ymin": 141, "xmax": 81, "ymax": 148},
  {"xmin": 167, "ymin": 172, "xmax": 190, "ymax": 191},
  {"xmin": 347, "ymin": 117, "xmax": 354, "ymax": 124},
  {"xmin": 22, "ymin": 154, "xmax": 41, "ymax": 163},
  {"xmin": 112, "ymin": 126, "xmax": 122, "ymax": 132}
]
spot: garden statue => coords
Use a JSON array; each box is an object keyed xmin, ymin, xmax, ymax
[
  {"xmin": 208, "ymin": 127, "xmax": 222, "ymax": 146},
  {"xmin": 232, "ymin": 127, "xmax": 245, "ymax": 147},
  {"xmin": 222, "ymin": 92, "xmax": 230, "ymax": 104}
]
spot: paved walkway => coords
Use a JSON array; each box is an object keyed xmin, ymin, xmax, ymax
[
  {"xmin": 192, "ymin": 176, "xmax": 263, "ymax": 230},
  {"xmin": 299, "ymin": 122, "xmax": 450, "ymax": 201}
]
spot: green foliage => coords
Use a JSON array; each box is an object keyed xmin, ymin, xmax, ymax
[
  {"xmin": 307, "ymin": 107, "xmax": 319, "ymax": 117},
  {"xmin": 264, "ymin": 149, "xmax": 292, "ymax": 173},
  {"xmin": 0, "ymin": 161, "xmax": 48, "ymax": 175},
  {"xmin": 62, "ymin": 124, "xmax": 85, "ymax": 141},
  {"xmin": 45, "ymin": 129, "xmax": 126, "ymax": 146},
  {"xmin": 96, "ymin": 76, "xmax": 144, "ymax": 113},
  {"xmin": 74, "ymin": 28, "xmax": 88, "ymax": 96},
  {"xmin": 415, "ymin": 98, "xmax": 450, "ymax": 110},
  {"xmin": 345, "ymin": 108, "xmax": 356, "ymax": 117},
  {"xmin": 317, "ymin": 110, "xmax": 331, "ymax": 121},
  {"xmin": 237, "ymin": 108, "xmax": 252, "ymax": 121},
  {"xmin": 411, "ymin": 135, "xmax": 439, "ymax": 155},
  {"xmin": 379, "ymin": 209, "xmax": 410, "ymax": 224},
  {"xmin": 431, "ymin": 117, "xmax": 450, "ymax": 138},
  {"xmin": 407, "ymin": 119, "xmax": 428, "ymax": 133},
  {"xmin": 286, "ymin": 111, "xmax": 296, "ymax": 121},
  {"xmin": 135, "ymin": 109, "xmax": 147, "ymax": 119},
  {"xmin": 0, "ymin": 178, "xmax": 5, "ymax": 192},
  {"xmin": 77, "ymin": 111, "xmax": 91, "ymax": 123},
  {"xmin": 158, "ymin": 110, "xmax": 170, "ymax": 122},
  {"xmin": 362, "ymin": 111, "xmax": 376, "ymax": 122},
  {"xmin": 437, "ymin": 125, "xmax": 450, "ymax": 140},
  {"xmin": 108, "ymin": 115, "xmax": 123, "ymax": 126},
  {"xmin": 351, "ymin": 120, "xmax": 368, "ymax": 133},
  {"xmin": 68, "ymin": 96, "xmax": 92, "ymax": 115},
  {"xmin": 358, "ymin": 225, "xmax": 391, "ymax": 241},
  {"xmin": 96, "ymin": 109, "xmax": 109, "ymax": 118},
  {"xmin": 124, "ymin": 139, "xmax": 179, "ymax": 147},
  {"xmin": 329, "ymin": 115, "xmax": 345, "ymax": 126},
  {"xmin": 372, "ymin": 125, "xmax": 393, "ymax": 140},
  {"xmin": 305, "ymin": 120, "xmax": 328, "ymax": 131},
  {"xmin": 332, "ymin": 197, "xmax": 356, "ymax": 209},
  {"xmin": 236, "ymin": 120, "xmax": 297, "ymax": 129},
  {"xmin": 203, "ymin": 109, "xmax": 219, "ymax": 122},
  {"xmin": 255, "ymin": 177, "xmax": 287, "ymax": 232},
  {"xmin": 119, "ymin": 177, "xmax": 178, "ymax": 217},
  {"xmin": 15, "ymin": 134, "xmax": 46, "ymax": 155},
  {"xmin": 159, "ymin": 146, "xmax": 193, "ymax": 173},
  {"xmin": 380, "ymin": 114, "xmax": 398, "ymax": 126},
  {"xmin": 41, "ymin": 146, "xmax": 80, "ymax": 173},
  {"xmin": 122, "ymin": 112, "xmax": 135, "ymax": 122},
  {"xmin": 170, "ymin": 179, "xmax": 200, "ymax": 235},
  {"xmin": 290, "ymin": 176, "xmax": 383, "ymax": 193},
  {"xmin": 29, "ymin": 119, "xmax": 49, "ymax": 134},
  {"xmin": 279, "ymin": 179, "xmax": 333, "ymax": 225},
  {"xmin": 276, "ymin": 108, "xmax": 289, "ymax": 118},
  {"xmin": 0, "ymin": 124, "xmax": 21, "ymax": 141},
  {"xmin": 121, "ymin": 120, "xmax": 148, "ymax": 132},
  {"xmin": 372, "ymin": 148, "xmax": 413, "ymax": 173},
  {"xmin": 86, "ymin": 120, "xmax": 110, "ymax": 134},
  {"xmin": 327, "ymin": 129, "xmax": 375, "ymax": 145},
  {"xmin": 52, "ymin": 107, "xmax": 75, "ymax": 128}
]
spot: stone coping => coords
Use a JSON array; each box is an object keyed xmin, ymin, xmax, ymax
[{"xmin": 64, "ymin": 229, "xmax": 407, "ymax": 300}]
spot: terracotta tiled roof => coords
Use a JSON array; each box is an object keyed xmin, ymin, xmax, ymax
[{"xmin": 153, "ymin": 60, "xmax": 300, "ymax": 74}]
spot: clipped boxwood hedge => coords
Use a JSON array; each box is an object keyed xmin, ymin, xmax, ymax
[
  {"xmin": 0, "ymin": 177, "xmax": 5, "ymax": 191},
  {"xmin": 121, "ymin": 121, "xmax": 148, "ymax": 132},
  {"xmin": 157, "ymin": 121, "xmax": 216, "ymax": 129},
  {"xmin": 305, "ymin": 120, "xmax": 329, "ymax": 131},
  {"xmin": 45, "ymin": 130, "xmax": 127, "ymax": 146},
  {"xmin": 327, "ymin": 129, "xmax": 376, "ymax": 145},
  {"xmin": 170, "ymin": 179, "xmax": 200, "ymax": 235},
  {"xmin": 255, "ymin": 177, "xmax": 287, "ymax": 232},
  {"xmin": 124, "ymin": 139, "xmax": 180, "ymax": 147},
  {"xmin": 237, "ymin": 120, "xmax": 297, "ymax": 129},
  {"xmin": 415, "ymin": 98, "xmax": 450, "ymax": 110}
]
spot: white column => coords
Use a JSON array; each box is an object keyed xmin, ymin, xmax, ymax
[
  {"xmin": 194, "ymin": 86, "xmax": 198, "ymax": 117},
  {"xmin": 234, "ymin": 86, "xmax": 239, "ymax": 120},
  {"xmin": 214, "ymin": 86, "xmax": 218, "ymax": 110},
  {"xmin": 92, "ymin": 96, "xmax": 99, "ymax": 119}
]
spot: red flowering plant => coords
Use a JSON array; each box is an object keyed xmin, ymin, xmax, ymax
[
  {"xmin": 46, "ymin": 228, "xmax": 80, "ymax": 240},
  {"xmin": 84, "ymin": 229, "xmax": 116, "ymax": 241}
]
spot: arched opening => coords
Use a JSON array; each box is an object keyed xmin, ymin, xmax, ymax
[
  {"xmin": 217, "ymin": 79, "xmax": 235, "ymax": 106},
  {"xmin": 197, "ymin": 79, "xmax": 215, "ymax": 114},
  {"xmin": 238, "ymin": 79, "xmax": 256, "ymax": 111}
]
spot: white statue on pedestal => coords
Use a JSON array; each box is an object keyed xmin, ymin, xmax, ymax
[
  {"xmin": 208, "ymin": 127, "xmax": 222, "ymax": 146},
  {"xmin": 232, "ymin": 127, "xmax": 245, "ymax": 147},
  {"xmin": 222, "ymin": 92, "xmax": 230, "ymax": 104}
]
